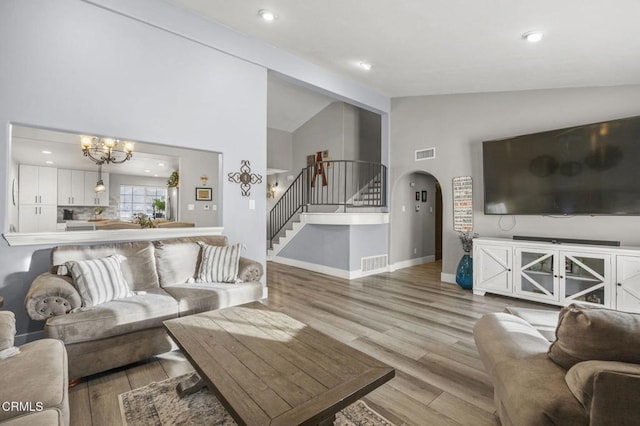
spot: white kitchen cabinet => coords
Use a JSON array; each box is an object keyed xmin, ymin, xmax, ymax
[
  {"xmin": 474, "ymin": 238, "xmax": 622, "ymax": 311},
  {"xmin": 19, "ymin": 165, "xmax": 57, "ymax": 232},
  {"xmin": 19, "ymin": 165, "xmax": 57, "ymax": 206},
  {"xmin": 83, "ymin": 171, "xmax": 109, "ymax": 206},
  {"xmin": 18, "ymin": 204, "xmax": 58, "ymax": 233},
  {"xmin": 616, "ymin": 255, "xmax": 640, "ymax": 313},
  {"xmin": 57, "ymin": 169, "xmax": 85, "ymax": 206}
]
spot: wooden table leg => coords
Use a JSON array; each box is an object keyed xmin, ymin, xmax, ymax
[
  {"xmin": 318, "ymin": 414, "xmax": 336, "ymax": 426},
  {"xmin": 176, "ymin": 373, "xmax": 206, "ymax": 397}
]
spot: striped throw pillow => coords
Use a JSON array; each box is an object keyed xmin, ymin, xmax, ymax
[
  {"xmin": 66, "ymin": 255, "xmax": 133, "ymax": 307},
  {"xmin": 195, "ymin": 243, "xmax": 242, "ymax": 283}
]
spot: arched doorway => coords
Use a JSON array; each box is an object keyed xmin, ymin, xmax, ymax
[{"xmin": 390, "ymin": 171, "xmax": 443, "ymax": 271}]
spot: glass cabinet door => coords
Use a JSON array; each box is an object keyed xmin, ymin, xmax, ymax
[
  {"xmin": 515, "ymin": 249, "xmax": 559, "ymax": 302},
  {"xmin": 562, "ymin": 252, "xmax": 611, "ymax": 307}
]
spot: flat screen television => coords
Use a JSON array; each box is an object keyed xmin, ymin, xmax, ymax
[{"xmin": 483, "ymin": 115, "xmax": 640, "ymax": 215}]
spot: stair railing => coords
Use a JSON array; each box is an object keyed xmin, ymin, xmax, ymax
[{"xmin": 269, "ymin": 160, "xmax": 387, "ymax": 248}]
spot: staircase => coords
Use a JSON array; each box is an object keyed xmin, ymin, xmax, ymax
[
  {"xmin": 348, "ymin": 174, "xmax": 383, "ymax": 208},
  {"xmin": 268, "ymin": 160, "xmax": 387, "ymax": 253},
  {"xmin": 267, "ymin": 215, "xmax": 304, "ymax": 259}
]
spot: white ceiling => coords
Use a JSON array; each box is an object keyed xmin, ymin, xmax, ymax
[{"xmin": 169, "ymin": 0, "xmax": 640, "ymax": 98}]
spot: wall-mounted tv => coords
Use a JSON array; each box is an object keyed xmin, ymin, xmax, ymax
[{"xmin": 483, "ymin": 115, "xmax": 640, "ymax": 215}]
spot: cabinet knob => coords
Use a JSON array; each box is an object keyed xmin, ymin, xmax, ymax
[{"xmin": 618, "ymin": 283, "xmax": 622, "ymax": 286}]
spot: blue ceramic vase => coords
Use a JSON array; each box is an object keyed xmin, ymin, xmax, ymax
[{"xmin": 456, "ymin": 253, "xmax": 473, "ymax": 290}]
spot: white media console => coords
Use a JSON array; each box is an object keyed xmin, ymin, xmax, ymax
[{"xmin": 473, "ymin": 237, "xmax": 640, "ymax": 313}]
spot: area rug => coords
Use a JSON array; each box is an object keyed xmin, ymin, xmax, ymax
[{"xmin": 119, "ymin": 372, "xmax": 395, "ymax": 426}]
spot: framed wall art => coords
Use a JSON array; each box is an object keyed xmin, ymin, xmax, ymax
[
  {"xmin": 195, "ymin": 187, "xmax": 212, "ymax": 201},
  {"xmin": 453, "ymin": 176, "xmax": 473, "ymax": 232}
]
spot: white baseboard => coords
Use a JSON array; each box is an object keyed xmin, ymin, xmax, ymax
[
  {"xmin": 15, "ymin": 330, "xmax": 44, "ymax": 346},
  {"xmin": 441, "ymin": 272, "xmax": 456, "ymax": 284},
  {"xmin": 389, "ymin": 255, "xmax": 436, "ymax": 272},
  {"xmin": 271, "ymin": 255, "xmax": 459, "ymax": 284},
  {"xmin": 270, "ymin": 256, "xmax": 364, "ymax": 280}
]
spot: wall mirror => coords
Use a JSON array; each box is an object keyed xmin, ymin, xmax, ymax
[{"xmin": 5, "ymin": 124, "xmax": 222, "ymax": 246}]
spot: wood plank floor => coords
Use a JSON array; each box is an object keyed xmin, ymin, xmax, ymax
[{"xmin": 69, "ymin": 261, "xmax": 553, "ymax": 425}]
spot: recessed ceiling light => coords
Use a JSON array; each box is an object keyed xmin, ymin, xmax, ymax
[
  {"xmin": 45, "ymin": 161, "xmax": 54, "ymax": 164},
  {"xmin": 158, "ymin": 162, "xmax": 165, "ymax": 167},
  {"xmin": 41, "ymin": 150, "xmax": 52, "ymax": 154},
  {"xmin": 359, "ymin": 62, "xmax": 372, "ymax": 71},
  {"xmin": 522, "ymin": 31, "xmax": 544, "ymax": 43},
  {"xmin": 258, "ymin": 9, "xmax": 277, "ymax": 21},
  {"xmin": 144, "ymin": 169, "xmax": 151, "ymax": 173}
]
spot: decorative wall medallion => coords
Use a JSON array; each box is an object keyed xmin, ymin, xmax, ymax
[{"xmin": 228, "ymin": 160, "xmax": 262, "ymax": 196}]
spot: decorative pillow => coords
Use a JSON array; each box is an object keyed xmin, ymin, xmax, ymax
[
  {"xmin": 66, "ymin": 255, "xmax": 133, "ymax": 307},
  {"xmin": 0, "ymin": 311, "xmax": 16, "ymax": 352},
  {"xmin": 195, "ymin": 243, "xmax": 242, "ymax": 283},
  {"xmin": 548, "ymin": 304, "xmax": 640, "ymax": 369}
]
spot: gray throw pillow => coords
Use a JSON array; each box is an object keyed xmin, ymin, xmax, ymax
[
  {"xmin": 548, "ymin": 304, "xmax": 640, "ymax": 369},
  {"xmin": 66, "ymin": 254, "xmax": 133, "ymax": 307},
  {"xmin": 195, "ymin": 242, "xmax": 242, "ymax": 283}
]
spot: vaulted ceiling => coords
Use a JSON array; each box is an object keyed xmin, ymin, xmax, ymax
[{"xmin": 169, "ymin": 0, "xmax": 640, "ymax": 98}]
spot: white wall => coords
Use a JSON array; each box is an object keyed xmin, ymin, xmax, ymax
[
  {"xmin": 0, "ymin": 0, "xmax": 266, "ymax": 338},
  {"xmin": 178, "ymin": 150, "xmax": 221, "ymax": 227},
  {"xmin": 292, "ymin": 103, "xmax": 345, "ymax": 170},
  {"xmin": 390, "ymin": 85, "xmax": 640, "ymax": 276},
  {"xmin": 267, "ymin": 128, "xmax": 293, "ymax": 172},
  {"xmin": 291, "ymin": 102, "xmax": 382, "ymax": 170}
]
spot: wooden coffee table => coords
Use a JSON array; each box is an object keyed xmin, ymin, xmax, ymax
[{"xmin": 164, "ymin": 301, "xmax": 394, "ymax": 425}]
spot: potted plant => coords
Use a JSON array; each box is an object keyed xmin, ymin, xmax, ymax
[
  {"xmin": 132, "ymin": 212, "xmax": 154, "ymax": 229},
  {"xmin": 152, "ymin": 198, "xmax": 166, "ymax": 219},
  {"xmin": 167, "ymin": 171, "xmax": 179, "ymax": 188},
  {"xmin": 94, "ymin": 207, "xmax": 104, "ymax": 220}
]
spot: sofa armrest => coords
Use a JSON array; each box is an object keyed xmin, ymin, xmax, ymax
[
  {"xmin": 238, "ymin": 256, "xmax": 263, "ymax": 282},
  {"xmin": 566, "ymin": 359, "xmax": 640, "ymax": 425},
  {"xmin": 0, "ymin": 311, "xmax": 16, "ymax": 351},
  {"xmin": 590, "ymin": 370, "xmax": 640, "ymax": 426},
  {"xmin": 25, "ymin": 273, "xmax": 82, "ymax": 321}
]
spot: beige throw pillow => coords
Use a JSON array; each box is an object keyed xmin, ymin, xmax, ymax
[
  {"xmin": 548, "ymin": 304, "xmax": 640, "ymax": 369},
  {"xmin": 195, "ymin": 242, "xmax": 242, "ymax": 283},
  {"xmin": 66, "ymin": 254, "xmax": 133, "ymax": 307}
]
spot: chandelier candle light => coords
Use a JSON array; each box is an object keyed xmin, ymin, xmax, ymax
[{"xmin": 81, "ymin": 136, "xmax": 134, "ymax": 165}]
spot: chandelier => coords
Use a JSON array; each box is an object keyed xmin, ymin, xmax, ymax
[{"xmin": 80, "ymin": 136, "xmax": 133, "ymax": 165}]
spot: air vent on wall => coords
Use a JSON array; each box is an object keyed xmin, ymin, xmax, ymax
[
  {"xmin": 361, "ymin": 254, "xmax": 388, "ymax": 274},
  {"xmin": 415, "ymin": 147, "xmax": 436, "ymax": 161}
]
